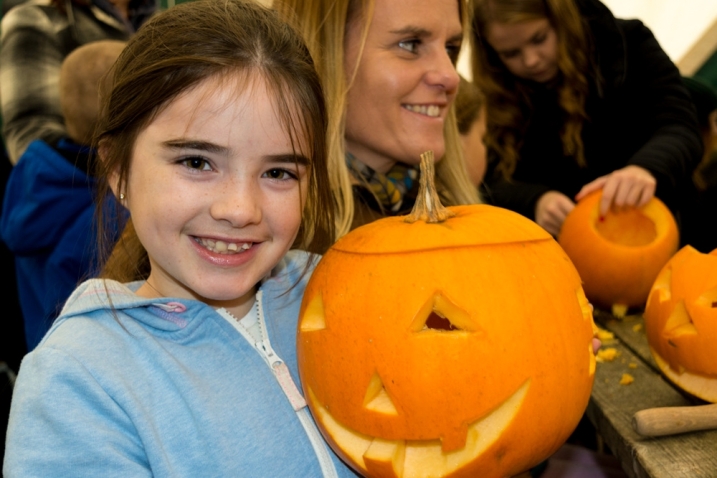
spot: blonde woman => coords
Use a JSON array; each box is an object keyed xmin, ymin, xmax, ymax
[{"xmin": 275, "ymin": 0, "xmax": 480, "ymax": 235}]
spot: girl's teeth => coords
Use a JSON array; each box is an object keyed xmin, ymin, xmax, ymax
[
  {"xmin": 197, "ymin": 238, "xmax": 252, "ymax": 254},
  {"xmin": 404, "ymin": 104, "xmax": 440, "ymax": 117}
]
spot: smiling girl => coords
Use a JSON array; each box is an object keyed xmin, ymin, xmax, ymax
[
  {"xmin": 471, "ymin": 0, "xmax": 701, "ymax": 237},
  {"xmin": 274, "ymin": 0, "xmax": 480, "ymax": 233},
  {"xmin": 3, "ymin": 1, "xmax": 356, "ymax": 476}
]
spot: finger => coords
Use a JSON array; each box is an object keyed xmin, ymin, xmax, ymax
[
  {"xmin": 637, "ymin": 183, "xmax": 656, "ymax": 208},
  {"xmin": 625, "ymin": 182, "xmax": 644, "ymax": 209},
  {"xmin": 558, "ymin": 198, "xmax": 576, "ymax": 217},
  {"xmin": 576, "ymin": 176, "xmax": 608, "ymax": 202},
  {"xmin": 612, "ymin": 179, "xmax": 631, "ymax": 211},
  {"xmin": 599, "ymin": 180, "xmax": 618, "ymax": 217},
  {"xmin": 592, "ymin": 337, "xmax": 602, "ymax": 355}
]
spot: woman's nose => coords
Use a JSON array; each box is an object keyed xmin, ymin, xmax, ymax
[
  {"xmin": 425, "ymin": 48, "xmax": 460, "ymax": 93},
  {"xmin": 209, "ymin": 178, "xmax": 262, "ymax": 227}
]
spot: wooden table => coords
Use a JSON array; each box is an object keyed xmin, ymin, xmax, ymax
[{"xmin": 587, "ymin": 310, "xmax": 717, "ymax": 477}]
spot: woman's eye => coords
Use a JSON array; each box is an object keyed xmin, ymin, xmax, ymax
[
  {"xmin": 500, "ymin": 50, "xmax": 519, "ymax": 59},
  {"xmin": 446, "ymin": 43, "xmax": 461, "ymax": 64},
  {"xmin": 398, "ymin": 39, "xmax": 420, "ymax": 54},
  {"xmin": 181, "ymin": 157, "xmax": 212, "ymax": 171},
  {"xmin": 263, "ymin": 168, "xmax": 297, "ymax": 180}
]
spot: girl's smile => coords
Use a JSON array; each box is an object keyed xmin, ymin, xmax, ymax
[{"xmin": 120, "ymin": 73, "xmax": 308, "ymax": 317}]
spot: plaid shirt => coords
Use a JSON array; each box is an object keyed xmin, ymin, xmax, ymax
[{"xmin": 0, "ymin": 0, "xmax": 155, "ymax": 163}]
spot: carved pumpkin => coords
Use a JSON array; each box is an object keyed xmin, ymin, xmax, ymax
[
  {"xmin": 558, "ymin": 190, "xmax": 679, "ymax": 311},
  {"xmin": 644, "ymin": 245, "xmax": 717, "ymax": 403},
  {"xmin": 298, "ymin": 154, "xmax": 596, "ymax": 477}
]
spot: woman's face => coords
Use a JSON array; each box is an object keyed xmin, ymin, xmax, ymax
[
  {"xmin": 343, "ymin": 0, "xmax": 462, "ymax": 174},
  {"xmin": 485, "ymin": 18, "xmax": 559, "ymax": 83}
]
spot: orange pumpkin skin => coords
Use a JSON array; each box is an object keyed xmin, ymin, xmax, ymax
[
  {"xmin": 644, "ymin": 246, "xmax": 717, "ymax": 403},
  {"xmin": 298, "ymin": 205, "xmax": 596, "ymax": 478},
  {"xmin": 558, "ymin": 191, "xmax": 679, "ymax": 309}
]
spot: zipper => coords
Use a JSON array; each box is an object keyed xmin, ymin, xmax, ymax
[{"xmin": 217, "ymin": 291, "xmax": 338, "ymax": 478}]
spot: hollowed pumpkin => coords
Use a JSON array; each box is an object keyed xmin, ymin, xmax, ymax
[
  {"xmin": 644, "ymin": 246, "xmax": 717, "ymax": 402},
  {"xmin": 558, "ymin": 191, "xmax": 679, "ymax": 311},
  {"xmin": 298, "ymin": 153, "xmax": 596, "ymax": 477}
]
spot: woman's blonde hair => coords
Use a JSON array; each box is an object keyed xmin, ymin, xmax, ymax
[
  {"xmin": 471, "ymin": 0, "xmax": 590, "ymax": 178},
  {"xmin": 274, "ymin": 0, "xmax": 480, "ymax": 237}
]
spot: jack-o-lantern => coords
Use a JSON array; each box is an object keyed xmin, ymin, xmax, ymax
[
  {"xmin": 644, "ymin": 246, "xmax": 717, "ymax": 403},
  {"xmin": 298, "ymin": 153, "xmax": 596, "ymax": 477},
  {"xmin": 558, "ymin": 190, "xmax": 679, "ymax": 311}
]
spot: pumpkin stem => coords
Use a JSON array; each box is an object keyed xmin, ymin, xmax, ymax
[{"xmin": 405, "ymin": 151, "xmax": 455, "ymax": 224}]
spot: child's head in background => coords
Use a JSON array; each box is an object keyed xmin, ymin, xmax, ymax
[
  {"xmin": 455, "ymin": 76, "xmax": 487, "ymax": 187},
  {"xmin": 94, "ymin": 0, "xmax": 333, "ymax": 314},
  {"xmin": 60, "ymin": 40, "xmax": 126, "ymax": 147}
]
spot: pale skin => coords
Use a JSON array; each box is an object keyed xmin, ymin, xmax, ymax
[{"xmin": 536, "ymin": 165, "xmax": 657, "ymax": 237}]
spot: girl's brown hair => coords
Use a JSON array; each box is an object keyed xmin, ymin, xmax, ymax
[
  {"xmin": 471, "ymin": 0, "xmax": 590, "ymax": 177},
  {"xmin": 95, "ymin": 0, "xmax": 333, "ymax": 282},
  {"xmin": 274, "ymin": 0, "xmax": 481, "ymax": 237}
]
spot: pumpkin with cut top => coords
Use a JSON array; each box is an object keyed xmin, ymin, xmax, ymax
[
  {"xmin": 558, "ymin": 191, "xmax": 679, "ymax": 314},
  {"xmin": 297, "ymin": 152, "xmax": 596, "ymax": 478},
  {"xmin": 644, "ymin": 245, "xmax": 717, "ymax": 403}
]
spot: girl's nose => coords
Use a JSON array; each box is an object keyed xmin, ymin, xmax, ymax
[
  {"xmin": 210, "ymin": 179, "xmax": 262, "ymax": 227},
  {"xmin": 523, "ymin": 48, "xmax": 541, "ymax": 69}
]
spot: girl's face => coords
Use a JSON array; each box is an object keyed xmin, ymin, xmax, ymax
[
  {"xmin": 343, "ymin": 0, "xmax": 462, "ymax": 174},
  {"xmin": 121, "ymin": 73, "xmax": 308, "ymax": 316},
  {"xmin": 485, "ymin": 18, "xmax": 559, "ymax": 83}
]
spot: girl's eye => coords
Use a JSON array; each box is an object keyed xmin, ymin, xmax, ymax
[
  {"xmin": 499, "ymin": 50, "xmax": 520, "ymax": 59},
  {"xmin": 263, "ymin": 168, "xmax": 297, "ymax": 181},
  {"xmin": 398, "ymin": 39, "xmax": 420, "ymax": 54},
  {"xmin": 181, "ymin": 157, "xmax": 212, "ymax": 171},
  {"xmin": 532, "ymin": 33, "xmax": 547, "ymax": 45}
]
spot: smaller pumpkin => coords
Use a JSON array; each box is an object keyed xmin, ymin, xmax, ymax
[
  {"xmin": 558, "ymin": 190, "xmax": 679, "ymax": 311},
  {"xmin": 644, "ymin": 246, "xmax": 717, "ymax": 402}
]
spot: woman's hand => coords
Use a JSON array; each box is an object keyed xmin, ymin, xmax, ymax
[
  {"xmin": 576, "ymin": 166, "xmax": 656, "ymax": 217},
  {"xmin": 535, "ymin": 191, "xmax": 575, "ymax": 237}
]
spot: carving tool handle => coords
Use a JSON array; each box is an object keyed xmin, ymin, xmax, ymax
[{"xmin": 632, "ymin": 403, "xmax": 717, "ymax": 437}]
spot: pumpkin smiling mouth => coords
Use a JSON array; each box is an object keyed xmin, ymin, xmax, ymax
[{"xmin": 307, "ymin": 381, "xmax": 530, "ymax": 478}]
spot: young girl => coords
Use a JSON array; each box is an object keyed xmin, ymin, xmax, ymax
[
  {"xmin": 471, "ymin": 0, "xmax": 702, "ymax": 237},
  {"xmin": 4, "ymin": 1, "xmax": 355, "ymax": 476}
]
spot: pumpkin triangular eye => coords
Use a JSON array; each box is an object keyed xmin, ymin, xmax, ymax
[
  {"xmin": 363, "ymin": 373, "xmax": 398, "ymax": 415},
  {"xmin": 410, "ymin": 291, "xmax": 475, "ymax": 333},
  {"xmin": 300, "ymin": 293, "xmax": 326, "ymax": 331},
  {"xmin": 663, "ymin": 299, "xmax": 698, "ymax": 342},
  {"xmin": 695, "ymin": 286, "xmax": 717, "ymax": 309}
]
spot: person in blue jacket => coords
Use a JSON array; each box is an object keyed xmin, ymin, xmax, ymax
[
  {"xmin": 1, "ymin": 40, "xmax": 127, "ymax": 351},
  {"xmin": 4, "ymin": 1, "xmax": 355, "ymax": 476}
]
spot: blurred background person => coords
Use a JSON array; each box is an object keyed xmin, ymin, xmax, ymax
[{"xmin": 471, "ymin": 0, "xmax": 702, "ymax": 238}]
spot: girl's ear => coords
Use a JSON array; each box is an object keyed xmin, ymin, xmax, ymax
[{"xmin": 99, "ymin": 142, "xmax": 126, "ymax": 207}]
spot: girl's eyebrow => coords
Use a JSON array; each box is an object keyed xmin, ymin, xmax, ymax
[{"xmin": 163, "ymin": 139, "xmax": 227, "ymax": 154}]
